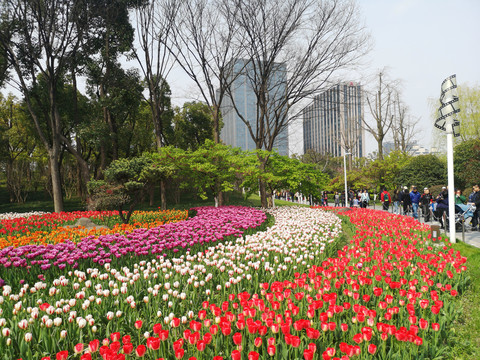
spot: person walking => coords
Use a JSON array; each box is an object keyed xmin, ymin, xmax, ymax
[
  {"xmin": 360, "ymin": 189, "xmax": 370, "ymax": 209},
  {"xmin": 380, "ymin": 188, "xmax": 391, "ymax": 211},
  {"xmin": 420, "ymin": 188, "xmax": 433, "ymax": 222},
  {"xmin": 401, "ymin": 186, "xmax": 412, "ymax": 215},
  {"xmin": 470, "ymin": 184, "xmax": 480, "ymax": 231},
  {"xmin": 334, "ymin": 192, "xmax": 340, "ymax": 207},
  {"xmin": 392, "ymin": 188, "xmax": 400, "ymax": 214},
  {"xmin": 410, "ymin": 186, "xmax": 421, "ymax": 219},
  {"xmin": 348, "ymin": 190, "xmax": 355, "ymax": 207},
  {"xmin": 435, "ymin": 187, "xmax": 449, "ymax": 229}
]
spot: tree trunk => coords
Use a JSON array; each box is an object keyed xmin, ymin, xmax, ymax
[
  {"xmin": 49, "ymin": 150, "xmax": 64, "ymax": 212},
  {"xmin": 377, "ymin": 137, "xmax": 384, "ymax": 161},
  {"xmin": 259, "ymin": 180, "xmax": 268, "ymax": 208},
  {"xmin": 212, "ymin": 105, "xmax": 220, "ymax": 144},
  {"xmin": 160, "ymin": 180, "xmax": 167, "ymax": 210},
  {"xmin": 149, "ymin": 185, "xmax": 154, "ymax": 206}
]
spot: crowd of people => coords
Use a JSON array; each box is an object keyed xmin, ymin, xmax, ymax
[
  {"xmin": 379, "ymin": 185, "xmax": 480, "ymax": 231},
  {"xmin": 317, "ymin": 185, "xmax": 480, "ymax": 231}
]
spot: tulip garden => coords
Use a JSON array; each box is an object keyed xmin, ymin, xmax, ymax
[{"xmin": 0, "ymin": 205, "xmax": 472, "ymax": 360}]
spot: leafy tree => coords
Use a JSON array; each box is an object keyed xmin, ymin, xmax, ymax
[
  {"xmin": 87, "ymin": 156, "xmax": 154, "ymax": 224},
  {"xmin": 457, "ymin": 85, "xmax": 480, "ymax": 141},
  {"xmin": 0, "ymin": 94, "xmax": 38, "ymax": 202},
  {"xmin": 0, "ymin": 0, "xmax": 99, "ymax": 211},
  {"xmin": 363, "ymin": 151, "xmax": 410, "ymax": 191},
  {"xmin": 329, "ymin": 151, "xmax": 409, "ymax": 193},
  {"xmin": 395, "ymin": 154, "xmax": 447, "ymax": 190},
  {"xmin": 173, "ymin": 102, "xmax": 214, "ymax": 151},
  {"xmin": 180, "ymin": 140, "xmax": 242, "ymax": 207},
  {"xmin": 454, "ymin": 139, "xmax": 480, "ymax": 189},
  {"xmin": 84, "ymin": 0, "xmax": 146, "ymax": 171},
  {"xmin": 241, "ymin": 150, "xmax": 328, "ymax": 206}
]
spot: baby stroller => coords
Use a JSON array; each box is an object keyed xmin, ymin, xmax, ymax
[{"xmin": 444, "ymin": 203, "xmax": 476, "ymax": 231}]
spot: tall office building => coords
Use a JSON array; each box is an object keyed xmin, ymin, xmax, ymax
[
  {"xmin": 303, "ymin": 82, "xmax": 364, "ymax": 157},
  {"xmin": 220, "ymin": 59, "xmax": 289, "ymax": 156}
]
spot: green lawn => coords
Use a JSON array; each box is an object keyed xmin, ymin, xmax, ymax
[{"xmin": 446, "ymin": 241, "xmax": 480, "ymax": 359}]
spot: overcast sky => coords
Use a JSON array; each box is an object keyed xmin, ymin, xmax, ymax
[{"xmin": 345, "ymin": 0, "xmax": 479, "ymax": 156}]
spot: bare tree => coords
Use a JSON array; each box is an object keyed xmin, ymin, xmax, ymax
[
  {"xmin": 133, "ymin": 0, "xmax": 177, "ymax": 149},
  {"xmin": 227, "ymin": 0, "xmax": 370, "ymax": 206},
  {"xmin": 363, "ymin": 70, "xmax": 396, "ymax": 161},
  {"xmin": 164, "ymin": 0, "xmax": 245, "ymax": 144},
  {"xmin": 391, "ymin": 92, "xmax": 420, "ymax": 154},
  {"xmin": 132, "ymin": 0, "xmax": 179, "ymax": 209}
]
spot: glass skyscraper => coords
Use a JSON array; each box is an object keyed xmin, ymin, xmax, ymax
[
  {"xmin": 220, "ymin": 59, "xmax": 289, "ymax": 156},
  {"xmin": 303, "ymin": 82, "xmax": 364, "ymax": 157}
]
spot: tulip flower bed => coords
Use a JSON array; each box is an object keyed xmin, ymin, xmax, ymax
[
  {"xmin": 0, "ymin": 209, "xmax": 189, "ymax": 249},
  {"xmin": 0, "ymin": 207, "xmax": 470, "ymax": 360},
  {"xmin": 0, "ymin": 206, "xmax": 343, "ymax": 359},
  {"xmin": 0, "ymin": 206, "xmax": 266, "ymax": 281}
]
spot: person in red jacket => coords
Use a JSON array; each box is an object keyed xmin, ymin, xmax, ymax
[{"xmin": 380, "ymin": 188, "xmax": 391, "ymax": 211}]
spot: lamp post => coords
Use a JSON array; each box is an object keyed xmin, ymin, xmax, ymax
[
  {"xmin": 343, "ymin": 152, "xmax": 351, "ymax": 207},
  {"xmin": 435, "ymin": 75, "xmax": 460, "ymax": 243}
]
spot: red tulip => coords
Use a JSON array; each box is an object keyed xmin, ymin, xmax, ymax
[
  {"xmin": 111, "ymin": 332, "xmax": 121, "ymax": 342},
  {"xmin": 267, "ymin": 345, "xmax": 276, "ymax": 356},
  {"xmin": 196, "ymin": 340, "xmax": 206, "ymax": 352},
  {"xmin": 123, "ymin": 343, "xmax": 134, "ymax": 354},
  {"xmin": 432, "ymin": 323, "xmax": 440, "ymax": 331},
  {"xmin": 231, "ymin": 350, "xmax": 241, "ymax": 360},
  {"xmin": 74, "ymin": 343, "xmax": 84, "ymax": 354},
  {"xmin": 172, "ymin": 318, "xmax": 181, "ymax": 327},
  {"xmin": 135, "ymin": 320, "xmax": 143, "ymax": 329},
  {"xmin": 122, "ymin": 335, "xmax": 131, "ymax": 344},
  {"xmin": 303, "ymin": 349, "xmax": 314, "ymax": 360},
  {"xmin": 147, "ymin": 337, "xmax": 160, "ymax": 350},
  {"xmin": 89, "ymin": 340, "xmax": 100, "ymax": 353},
  {"xmin": 368, "ymin": 344, "xmax": 377, "ymax": 355},
  {"xmin": 159, "ymin": 330, "xmax": 169, "ymax": 341},
  {"xmin": 110, "ymin": 341, "xmax": 121, "ymax": 353},
  {"xmin": 325, "ymin": 347, "xmax": 335, "ymax": 357},
  {"xmin": 419, "ymin": 318, "xmax": 429, "ymax": 330},
  {"xmin": 80, "ymin": 354, "xmax": 91, "ymax": 360},
  {"xmin": 210, "ymin": 325, "xmax": 219, "ymax": 335},
  {"xmin": 291, "ymin": 336, "xmax": 301, "ymax": 348},
  {"xmin": 135, "ymin": 345, "xmax": 147, "ymax": 357},
  {"xmin": 56, "ymin": 351, "xmax": 68, "ymax": 360},
  {"xmin": 254, "ymin": 337, "xmax": 262, "ymax": 347},
  {"xmin": 153, "ymin": 323, "xmax": 163, "ymax": 334},
  {"xmin": 248, "ymin": 351, "xmax": 259, "ymax": 360},
  {"xmin": 233, "ymin": 332, "xmax": 243, "ymax": 345},
  {"xmin": 306, "ymin": 327, "xmax": 320, "ymax": 339},
  {"xmin": 190, "ymin": 321, "xmax": 202, "ymax": 332},
  {"xmin": 352, "ymin": 333, "xmax": 363, "ymax": 344},
  {"xmin": 175, "ymin": 349, "xmax": 185, "ymax": 359},
  {"xmin": 173, "ymin": 339, "xmax": 184, "ymax": 350},
  {"xmin": 204, "ymin": 332, "xmax": 213, "ymax": 344}
]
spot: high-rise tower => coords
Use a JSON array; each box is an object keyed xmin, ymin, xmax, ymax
[{"xmin": 303, "ymin": 82, "xmax": 364, "ymax": 157}]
